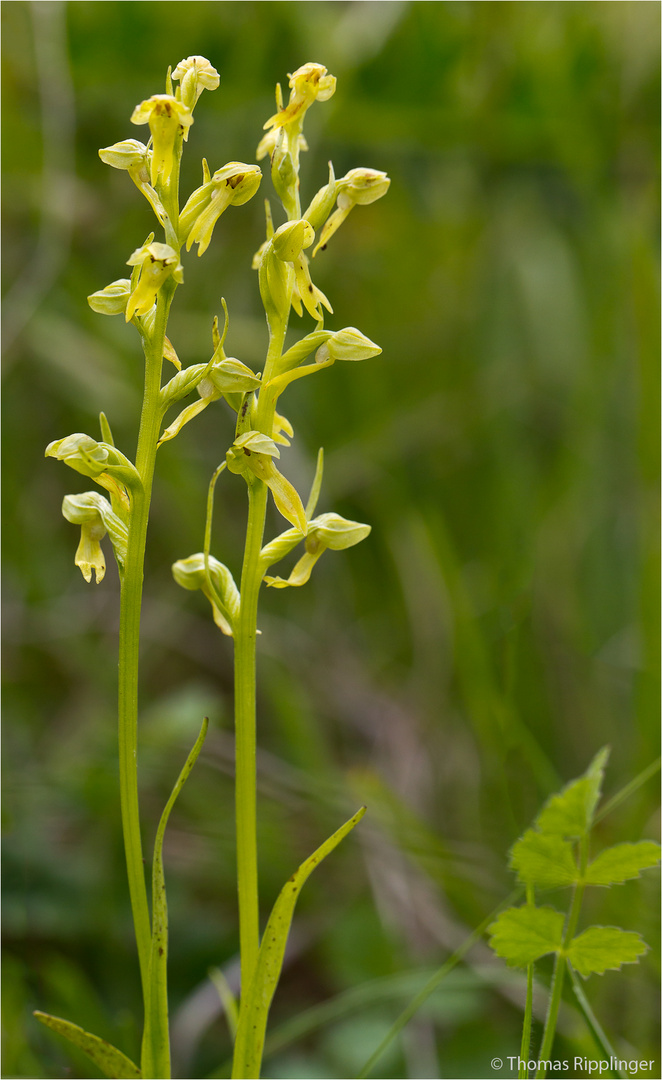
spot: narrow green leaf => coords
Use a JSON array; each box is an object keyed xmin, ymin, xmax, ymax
[
  {"xmin": 536, "ymin": 747, "xmax": 610, "ymax": 839},
  {"xmin": 509, "ymin": 829, "xmax": 578, "ymax": 889},
  {"xmin": 488, "ymin": 905, "xmax": 565, "ymax": 968},
  {"xmin": 231, "ymin": 806, "xmax": 366, "ymax": 1080},
  {"xmin": 567, "ymin": 926, "xmax": 648, "ymax": 978},
  {"xmin": 585, "ymin": 841, "xmax": 661, "ymax": 886},
  {"xmin": 141, "ymin": 718, "xmax": 209, "ymax": 1080},
  {"xmin": 33, "ymin": 1012, "xmax": 141, "ymax": 1079}
]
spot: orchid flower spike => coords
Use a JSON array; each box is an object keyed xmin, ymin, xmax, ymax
[
  {"xmin": 130, "ymin": 94, "xmax": 193, "ymax": 186},
  {"xmin": 180, "ymin": 162, "xmax": 262, "ymax": 255},
  {"xmin": 125, "ymin": 242, "xmax": 183, "ymax": 321},
  {"xmin": 171, "ymin": 55, "xmax": 220, "ymax": 109}
]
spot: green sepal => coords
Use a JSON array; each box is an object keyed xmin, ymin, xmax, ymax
[
  {"xmin": 33, "ymin": 1011, "xmax": 141, "ymax": 1079},
  {"xmin": 160, "ymin": 363, "xmax": 211, "ymax": 410},
  {"xmin": 567, "ymin": 926, "xmax": 648, "ymax": 979},
  {"xmin": 509, "ymin": 829, "xmax": 578, "ymax": 889},
  {"xmin": 277, "ymin": 330, "xmax": 332, "ymax": 374},
  {"xmin": 536, "ymin": 747, "xmax": 610, "ymax": 839},
  {"xmin": 584, "ymin": 841, "xmax": 661, "ymax": 886},
  {"xmin": 487, "ymin": 904, "xmax": 565, "ymax": 968},
  {"xmin": 231, "ymin": 807, "xmax": 366, "ymax": 1080},
  {"xmin": 141, "ymin": 718, "xmax": 209, "ymax": 1079}
]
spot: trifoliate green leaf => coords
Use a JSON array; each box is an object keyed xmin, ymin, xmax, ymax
[
  {"xmin": 509, "ymin": 830, "xmax": 578, "ymax": 889},
  {"xmin": 536, "ymin": 747, "xmax": 610, "ymax": 839},
  {"xmin": 567, "ymin": 926, "xmax": 648, "ymax": 978},
  {"xmin": 488, "ymin": 905, "xmax": 565, "ymax": 968},
  {"xmin": 584, "ymin": 841, "xmax": 661, "ymax": 886}
]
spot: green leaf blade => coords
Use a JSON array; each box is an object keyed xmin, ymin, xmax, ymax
[
  {"xmin": 141, "ymin": 717, "xmax": 209, "ymax": 1080},
  {"xmin": 231, "ymin": 807, "xmax": 366, "ymax": 1080},
  {"xmin": 567, "ymin": 926, "xmax": 648, "ymax": 978},
  {"xmin": 488, "ymin": 905, "xmax": 565, "ymax": 968},
  {"xmin": 509, "ymin": 829, "xmax": 578, "ymax": 889},
  {"xmin": 585, "ymin": 841, "xmax": 661, "ymax": 886},
  {"xmin": 33, "ymin": 1012, "xmax": 141, "ymax": 1079},
  {"xmin": 536, "ymin": 747, "xmax": 610, "ymax": 839}
]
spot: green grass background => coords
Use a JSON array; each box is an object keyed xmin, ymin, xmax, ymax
[{"xmin": 2, "ymin": 2, "xmax": 659, "ymax": 1077}]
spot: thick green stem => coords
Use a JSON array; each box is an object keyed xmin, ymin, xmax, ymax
[
  {"xmin": 234, "ymin": 478, "xmax": 268, "ymax": 993},
  {"xmin": 118, "ymin": 282, "xmax": 173, "ymax": 1000},
  {"xmin": 233, "ymin": 317, "xmax": 290, "ymax": 1001}
]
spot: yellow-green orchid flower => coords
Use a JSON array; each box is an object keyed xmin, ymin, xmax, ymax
[
  {"xmin": 226, "ymin": 432, "xmax": 307, "ymax": 533},
  {"xmin": 262, "ymin": 63, "xmax": 336, "ymax": 134},
  {"xmin": 130, "ymin": 94, "xmax": 193, "ymax": 186},
  {"xmin": 98, "ymin": 139, "xmax": 167, "ymax": 224},
  {"xmin": 180, "ymin": 162, "xmax": 262, "ymax": 255},
  {"xmin": 264, "ymin": 513, "xmax": 371, "ymax": 588},
  {"xmin": 61, "ymin": 492, "xmax": 129, "ymax": 584},
  {"xmin": 313, "ymin": 168, "xmax": 390, "ymax": 256},
  {"xmin": 171, "ymin": 55, "xmax": 220, "ymax": 109},
  {"xmin": 125, "ymin": 242, "xmax": 183, "ymax": 321}
]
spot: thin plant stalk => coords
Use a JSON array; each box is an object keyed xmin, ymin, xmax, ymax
[
  {"xmin": 535, "ymin": 838, "xmax": 588, "ymax": 1079},
  {"xmin": 519, "ymin": 884, "xmax": 535, "ymax": 1080}
]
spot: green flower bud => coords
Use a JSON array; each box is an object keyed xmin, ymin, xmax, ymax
[
  {"xmin": 87, "ymin": 279, "xmax": 132, "ymax": 316},
  {"xmin": 130, "ymin": 94, "xmax": 193, "ymax": 186},
  {"xmin": 258, "ymin": 242, "xmax": 292, "ymax": 329},
  {"xmin": 302, "ymin": 161, "xmax": 337, "ymax": 232},
  {"xmin": 171, "ymin": 55, "xmax": 220, "ymax": 109},
  {"xmin": 172, "ymin": 552, "xmax": 240, "ymax": 636},
  {"xmin": 125, "ymin": 242, "xmax": 183, "ymax": 321},
  {"xmin": 315, "ymin": 327, "xmax": 382, "ymax": 363},
  {"xmin": 260, "ymin": 527, "xmax": 305, "ymax": 568},
  {"xmin": 272, "ymin": 219, "xmax": 314, "ymax": 262}
]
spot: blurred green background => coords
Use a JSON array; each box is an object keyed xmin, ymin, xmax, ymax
[{"xmin": 2, "ymin": 2, "xmax": 660, "ymax": 1078}]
